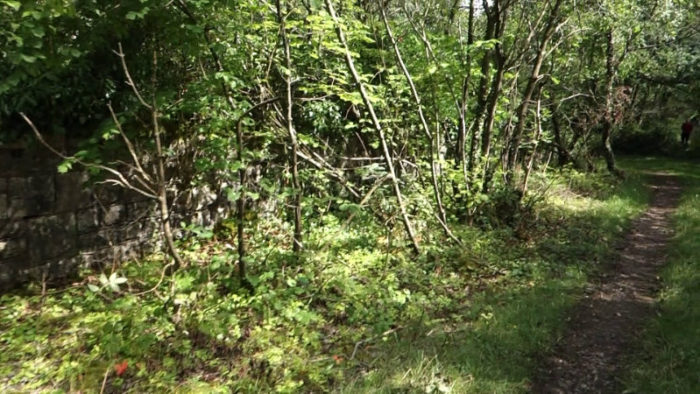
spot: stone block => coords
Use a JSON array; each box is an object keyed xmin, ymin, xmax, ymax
[
  {"xmin": 128, "ymin": 201, "xmax": 153, "ymax": 221},
  {"xmin": 122, "ymin": 220, "xmax": 145, "ymax": 241},
  {"xmin": 80, "ymin": 247, "xmax": 117, "ymax": 268},
  {"xmin": 93, "ymin": 185, "xmax": 122, "ymax": 205},
  {"xmin": 7, "ymin": 198, "xmax": 29, "ymax": 219},
  {"xmin": 0, "ymin": 178, "xmax": 7, "ymax": 193},
  {"xmin": 0, "ymin": 219, "xmax": 23, "ymax": 238},
  {"xmin": 7, "ymin": 177, "xmax": 28, "ymax": 196},
  {"xmin": 0, "ymin": 238, "xmax": 26, "ymax": 259},
  {"xmin": 102, "ymin": 204, "xmax": 126, "ymax": 226},
  {"xmin": 3, "ymin": 250, "xmax": 31, "ymax": 275},
  {"xmin": 55, "ymin": 172, "xmax": 91, "ymax": 212},
  {"xmin": 78, "ymin": 227, "xmax": 120, "ymax": 250},
  {"xmin": 77, "ymin": 208, "xmax": 99, "ymax": 234},
  {"xmin": 43, "ymin": 255, "xmax": 82, "ymax": 280},
  {"xmin": 0, "ymin": 194, "xmax": 6, "ymax": 219},
  {"xmin": 7, "ymin": 176, "xmax": 55, "ymax": 217},
  {"xmin": 119, "ymin": 239, "xmax": 144, "ymax": 261},
  {"xmin": 0, "ymin": 270, "xmax": 10, "ymax": 288},
  {"xmin": 26, "ymin": 213, "xmax": 77, "ymax": 263}
]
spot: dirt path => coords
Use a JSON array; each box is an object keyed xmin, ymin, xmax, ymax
[{"xmin": 533, "ymin": 173, "xmax": 682, "ymax": 393}]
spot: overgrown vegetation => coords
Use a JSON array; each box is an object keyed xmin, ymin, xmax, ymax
[
  {"xmin": 1, "ymin": 0, "xmax": 699, "ymax": 392},
  {"xmin": 1, "ymin": 168, "xmax": 648, "ymax": 392}
]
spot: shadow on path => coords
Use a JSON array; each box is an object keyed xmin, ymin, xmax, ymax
[{"xmin": 533, "ymin": 172, "xmax": 683, "ymax": 393}]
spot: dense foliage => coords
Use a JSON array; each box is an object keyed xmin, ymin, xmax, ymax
[
  {"xmin": 1, "ymin": 0, "xmax": 698, "ymax": 392},
  {"xmin": 1, "ymin": 168, "xmax": 650, "ymax": 392}
]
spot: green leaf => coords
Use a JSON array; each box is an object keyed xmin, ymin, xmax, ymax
[
  {"xmin": 30, "ymin": 26, "xmax": 44, "ymax": 38},
  {"xmin": 2, "ymin": 1, "xmax": 21, "ymax": 11},
  {"xmin": 19, "ymin": 54, "xmax": 37, "ymax": 63},
  {"xmin": 57, "ymin": 161, "xmax": 72, "ymax": 174}
]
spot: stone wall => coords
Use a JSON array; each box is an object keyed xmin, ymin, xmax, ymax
[{"xmin": 0, "ymin": 142, "xmax": 157, "ymax": 289}]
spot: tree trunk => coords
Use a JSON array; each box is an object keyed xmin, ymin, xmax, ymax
[
  {"xmin": 522, "ymin": 89, "xmax": 544, "ymax": 193},
  {"xmin": 276, "ymin": 0, "xmax": 303, "ymax": 254},
  {"xmin": 602, "ymin": 28, "xmax": 623, "ymax": 177},
  {"xmin": 505, "ymin": 0, "xmax": 563, "ymax": 185},
  {"xmin": 479, "ymin": 68, "xmax": 506, "ymax": 194},
  {"xmin": 380, "ymin": 5, "xmax": 455, "ymax": 241},
  {"xmin": 466, "ymin": 5, "xmax": 496, "ymax": 177},
  {"xmin": 151, "ymin": 49, "xmax": 184, "ymax": 272},
  {"xmin": 457, "ymin": 0, "xmax": 475, "ymax": 185},
  {"xmin": 550, "ymin": 108, "xmax": 572, "ymax": 166},
  {"xmin": 325, "ymin": 0, "xmax": 420, "ymax": 254}
]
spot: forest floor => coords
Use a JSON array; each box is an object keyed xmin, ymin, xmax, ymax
[
  {"xmin": 2, "ymin": 158, "xmax": 698, "ymax": 393},
  {"xmin": 534, "ymin": 171, "xmax": 682, "ymax": 393}
]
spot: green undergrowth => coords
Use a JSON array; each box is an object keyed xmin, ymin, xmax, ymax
[
  {"xmin": 338, "ymin": 166, "xmax": 649, "ymax": 393},
  {"xmin": 0, "ymin": 167, "xmax": 649, "ymax": 393},
  {"xmin": 620, "ymin": 156, "xmax": 700, "ymax": 393}
]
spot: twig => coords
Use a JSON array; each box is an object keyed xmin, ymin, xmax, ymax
[
  {"xmin": 134, "ymin": 262, "xmax": 174, "ymax": 296},
  {"xmin": 343, "ymin": 174, "xmax": 389, "ymax": 226},
  {"xmin": 114, "ymin": 43, "xmax": 152, "ymax": 110},
  {"xmin": 107, "ymin": 102, "xmax": 154, "ymax": 185},
  {"xmin": 99, "ymin": 365, "xmax": 110, "ymax": 394},
  {"xmin": 20, "ymin": 113, "xmax": 159, "ymax": 200},
  {"xmin": 350, "ymin": 326, "xmax": 403, "ymax": 360}
]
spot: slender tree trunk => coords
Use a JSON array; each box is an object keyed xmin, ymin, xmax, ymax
[
  {"xmin": 457, "ymin": 0, "xmax": 475, "ymax": 186},
  {"xmin": 232, "ymin": 97, "xmax": 281, "ymax": 283},
  {"xmin": 447, "ymin": 0, "xmax": 462, "ymax": 32},
  {"xmin": 466, "ymin": 8, "xmax": 496, "ymax": 177},
  {"xmin": 479, "ymin": 45, "xmax": 507, "ymax": 188},
  {"xmin": 479, "ymin": 0, "xmax": 510, "ymax": 194},
  {"xmin": 151, "ymin": 48, "xmax": 184, "ymax": 272},
  {"xmin": 602, "ymin": 28, "xmax": 623, "ymax": 177},
  {"xmin": 522, "ymin": 89, "xmax": 544, "ymax": 194},
  {"xmin": 236, "ymin": 114, "xmax": 247, "ymax": 283},
  {"xmin": 276, "ymin": 0, "xmax": 303, "ymax": 254},
  {"xmin": 505, "ymin": 0, "xmax": 563, "ymax": 185},
  {"xmin": 551, "ymin": 107, "xmax": 572, "ymax": 166},
  {"xmin": 379, "ymin": 5, "xmax": 455, "ymax": 240},
  {"xmin": 325, "ymin": 0, "xmax": 420, "ymax": 254},
  {"xmin": 471, "ymin": 0, "xmax": 511, "ymax": 196}
]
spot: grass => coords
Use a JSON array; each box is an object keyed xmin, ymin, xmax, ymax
[
  {"xmin": 619, "ymin": 156, "xmax": 700, "ymax": 393},
  {"xmin": 0, "ymin": 165, "xmax": 651, "ymax": 393},
  {"xmin": 336, "ymin": 167, "xmax": 650, "ymax": 393}
]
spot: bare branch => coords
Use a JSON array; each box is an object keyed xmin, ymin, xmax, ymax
[
  {"xmin": 114, "ymin": 43, "xmax": 152, "ymax": 110},
  {"xmin": 107, "ymin": 102, "xmax": 154, "ymax": 185},
  {"xmin": 20, "ymin": 113, "xmax": 158, "ymax": 200}
]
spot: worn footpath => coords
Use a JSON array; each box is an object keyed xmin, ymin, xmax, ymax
[{"xmin": 534, "ymin": 173, "xmax": 682, "ymax": 393}]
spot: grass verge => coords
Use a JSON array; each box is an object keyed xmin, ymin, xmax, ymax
[
  {"xmin": 619, "ymin": 156, "xmax": 700, "ymax": 393},
  {"xmin": 337, "ymin": 167, "xmax": 650, "ymax": 393}
]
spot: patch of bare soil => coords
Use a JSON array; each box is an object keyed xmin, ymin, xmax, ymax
[{"xmin": 533, "ymin": 173, "xmax": 682, "ymax": 393}]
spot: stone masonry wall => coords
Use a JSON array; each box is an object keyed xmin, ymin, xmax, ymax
[{"xmin": 0, "ymin": 142, "xmax": 157, "ymax": 289}]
